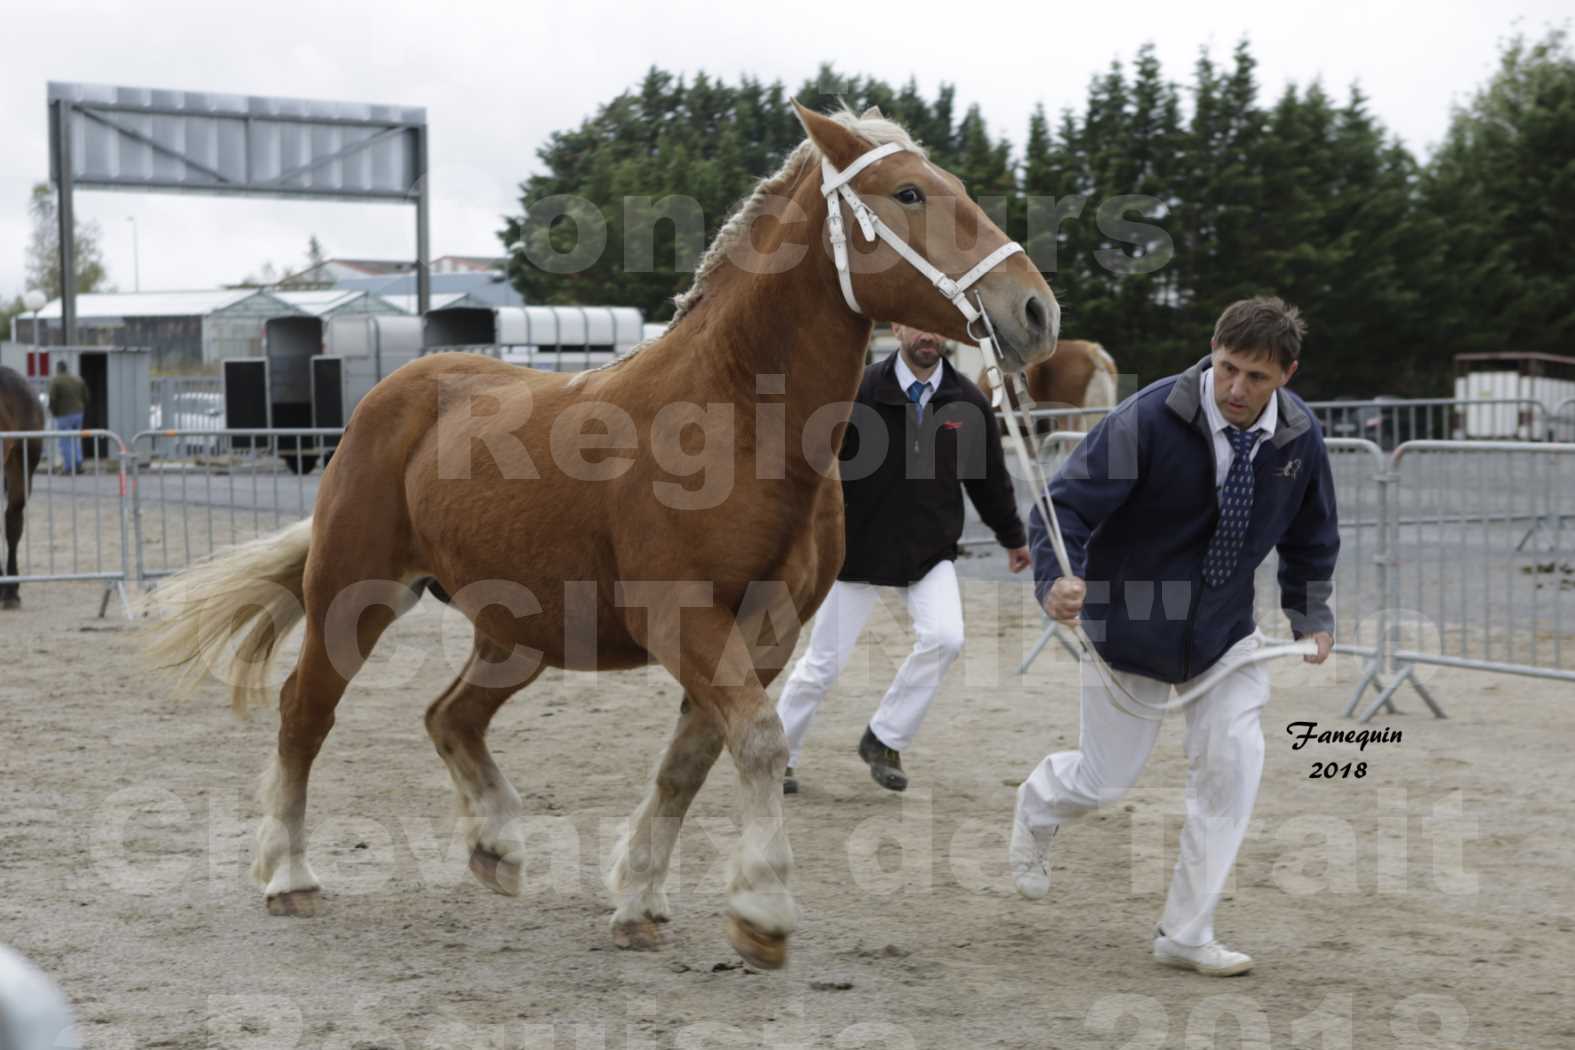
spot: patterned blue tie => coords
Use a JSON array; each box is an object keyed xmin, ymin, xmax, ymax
[
  {"xmin": 906, "ymin": 379, "xmax": 928, "ymax": 423},
  {"xmin": 1202, "ymin": 426, "xmax": 1260, "ymax": 587}
]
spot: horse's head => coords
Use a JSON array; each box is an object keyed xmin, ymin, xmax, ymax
[{"xmin": 794, "ymin": 102, "xmax": 1058, "ymax": 372}]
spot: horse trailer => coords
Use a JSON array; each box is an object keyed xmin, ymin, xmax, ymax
[
  {"xmin": 424, "ymin": 305, "xmax": 645, "ymax": 370},
  {"xmin": 225, "ymin": 314, "xmax": 424, "ymax": 472},
  {"xmin": 1453, "ymin": 353, "xmax": 1575, "ymax": 440},
  {"xmin": 225, "ymin": 306, "xmax": 646, "ymax": 472}
]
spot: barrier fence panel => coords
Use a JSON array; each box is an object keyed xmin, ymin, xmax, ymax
[
  {"xmin": 1306, "ymin": 398, "xmax": 1550, "ymax": 447},
  {"xmin": 1354, "ymin": 440, "xmax": 1575, "ymax": 724},
  {"xmin": 130, "ymin": 428, "xmax": 342, "ymax": 585},
  {"xmin": 14, "ymin": 415, "xmax": 1575, "ymax": 721},
  {"xmin": 1251, "ymin": 438, "xmax": 1389, "ymax": 657},
  {"xmin": 149, "ymin": 375, "xmax": 224, "ymax": 433},
  {"xmin": 1553, "ymin": 398, "xmax": 1575, "ymax": 443},
  {"xmin": 959, "ymin": 407, "xmax": 1115, "ymax": 551},
  {"xmin": 1351, "ymin": 441, "xmax": 1575, "ymax": 721},
  {"xmin": 0, "ymin": 427, "xmax": 133, "ymax": 617}
]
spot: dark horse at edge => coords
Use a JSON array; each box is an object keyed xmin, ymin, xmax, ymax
[{"xmin": 0, "ymin": 365, "xmax": 44, "ymax": 610}]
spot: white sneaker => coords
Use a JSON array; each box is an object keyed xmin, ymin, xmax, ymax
[
  {"xmin": 1152, "ymin": 932, "xmax": 1253, "ymax": 976},
  {"xmin": 1008, "ymin": 790, "xmax": 1056, "ymax": 900}
]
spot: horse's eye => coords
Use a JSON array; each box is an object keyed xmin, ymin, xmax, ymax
[{"xmin": 894, "ymin": 186, "xmax": 924, "ymax": 206}]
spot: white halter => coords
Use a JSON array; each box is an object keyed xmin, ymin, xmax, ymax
[{"xmin": 819, "ymin": 143, "xmax": 1024, "ymax": 324}]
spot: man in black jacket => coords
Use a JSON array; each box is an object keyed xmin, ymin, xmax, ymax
[{"xmin": 775, "ymin": 324, "xmax": 1029, "ymax": 793}]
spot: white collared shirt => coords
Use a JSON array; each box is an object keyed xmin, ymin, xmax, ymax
[
  {"xmin": 894, "ymin": 352, "xmax": 938, "ymax": 412},
  {"xmin": 1201, "ymin": 367, "xmax": 1278, "ymax": 489}
]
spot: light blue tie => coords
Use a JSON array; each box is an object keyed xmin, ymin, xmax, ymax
[
  {"xmin": 1202, "ymin": 426, "xmax": 1260, "ymax": 587},
  {"xmin": 906, "ymin": 379, "xmax": 928, "ymax": 422}
]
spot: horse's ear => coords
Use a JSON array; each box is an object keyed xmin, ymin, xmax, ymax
[
  {"xmin": 791, "ymin": 99, "xmax": 867, "ymax": 170},
  {"xmin": 861, "ymin": 105, "xmax": 883, "ymax": 120}
]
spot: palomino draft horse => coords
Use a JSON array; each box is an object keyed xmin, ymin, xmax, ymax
[
  {"xmin": 145, "ymin": 103, "xmax": 1059, "ymax": 967},
  {"xmin": 0, "ymin": 365, "xmax": 44, "ymax": 610},
  {"xmin": 979, "ymin": 338, "xmax": 1118, "ymax": 437}
]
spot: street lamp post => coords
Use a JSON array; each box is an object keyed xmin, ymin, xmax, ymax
[
  {"xmin": 126, "ymin": 216, "xmax": 140, "ymax": 293},
  {"xmin": 22, "ymin": 289, "xmax": 47, "ymax": 355}
]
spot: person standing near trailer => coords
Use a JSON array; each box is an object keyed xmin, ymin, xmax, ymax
[{"xmin": 47, "ymin": 361, "xmax": 90, "ymax": 474}]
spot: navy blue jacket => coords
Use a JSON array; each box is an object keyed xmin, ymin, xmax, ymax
[{"xmin": 1029, "ymin": 356, "xmax": 1339, "ymax": 683}]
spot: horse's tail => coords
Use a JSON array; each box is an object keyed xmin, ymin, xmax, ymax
[{"xmin": 140, "ymin": 517, "xmax": 313, "ymax": 717}]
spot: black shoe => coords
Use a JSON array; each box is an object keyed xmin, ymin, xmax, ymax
[
  {"xmin": 857, "ymin": 727, "xmax": 908, "ymax": 792},
  {"xmin": 783, "ymin": 767, "xmax": 799, "ymax": 795}
]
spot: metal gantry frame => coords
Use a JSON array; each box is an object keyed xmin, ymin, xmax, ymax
[{"xmin": 47, "ymin": 82, "xmax": 430, "ymax": 344}]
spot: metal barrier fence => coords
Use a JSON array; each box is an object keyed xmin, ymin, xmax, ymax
[
  {"xmin": 9, "ymin": 422, "xmax": 1575, "ymax": 718},
  {"xmin": 1018, "ymin": 404, "xmax": 1115, "ymax": 432},
  {"xmin": 996, "ymin": 397, "xmax": 1560, "ymax": 455},
  {"xmin": 958, "ymin": 407, "xmax": 1116, "ymax": 554},
  {"xmin": 149, "ymin": 375, "xmax": 224, "ymax": 432},
  {"xmin": 128, "ymin": 428, "xmax": 340, "ymax": 584},
  {"xmin": 1304, "ymin": 398, "xmax": 1551, "ymax": 447},
  {"xmin": 0, "ymin": 427, "xmax": 133, "ymax": 616},
  {"xmin": 1553, "ymin": 398, "xmax": 1575, "ymax": 443},
  {"xmin": 1346, "ymin": 441, "xmax": 1575, "ymax": 721}
]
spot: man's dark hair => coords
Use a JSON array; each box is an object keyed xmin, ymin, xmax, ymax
[
  {"xmin": 56, "ymin": 360, "xmax": 68, "ymax": 373},
  {"xmin": 1212, "ymin": 297, "xmax": 1305, "ymax": 370}
]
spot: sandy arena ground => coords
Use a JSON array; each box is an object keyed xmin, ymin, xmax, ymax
[{"xmin": 2, "ymin": 554, "xmax": 1572, "ymax": 1049}]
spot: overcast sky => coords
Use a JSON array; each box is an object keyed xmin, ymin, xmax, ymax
[{"xmin": 0, "ymin": 0, "xmax": 1565, "ymax": 305}]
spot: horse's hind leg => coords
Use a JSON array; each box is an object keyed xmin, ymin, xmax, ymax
[
  {"xmin": 424, "ymin": 630, "xmax": 542, "ymax": 896},
  {"xmin": 607, "ymin": 693, "xmax": 725, "ymax": 950},
  {"xmin": 255, "ymin": 578, "xmax": 417, "ymax": 916},
  {"xmin": 1, "ymin": 452, "xmax": 25, "ymax": 609}
]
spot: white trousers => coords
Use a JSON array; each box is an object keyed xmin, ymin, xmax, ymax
[
  {"xmin": 1018, "ymin": 631, "xmax": 1271, "ymax": 947},
  {"xmin": 776, "ymin": 560, "xmax": 964, "ymax": 767}
]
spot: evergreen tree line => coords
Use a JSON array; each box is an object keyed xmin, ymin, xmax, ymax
[{"xmin": 502, "ymin": 31, "xmax": 1575, "ymax": 398}]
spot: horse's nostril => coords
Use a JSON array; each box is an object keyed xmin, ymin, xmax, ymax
[{"xmin": 1023, "ymin": 295, "xmax": 1048, "ymax": 335}]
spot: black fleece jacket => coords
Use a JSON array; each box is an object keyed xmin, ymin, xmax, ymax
[{"xmin": 837, "ymin": 354, "xmax": 1026, "ymax": 586}]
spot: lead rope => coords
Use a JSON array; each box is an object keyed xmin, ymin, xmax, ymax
[{"xmin": 970, "ymin": 294, "xmax": 1315, "ymax": 720}]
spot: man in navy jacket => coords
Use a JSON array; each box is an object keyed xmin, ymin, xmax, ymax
[{"xmin": 1009, "ymin": 297, "xmax": 1338, "ymax": 976}]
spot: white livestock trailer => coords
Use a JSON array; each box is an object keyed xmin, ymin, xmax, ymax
[{"xmin": 424, "ymin": 305, "xmax": 645, "ymax": 370}]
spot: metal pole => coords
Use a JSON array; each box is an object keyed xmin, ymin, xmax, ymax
[
  {"xmin": 414, "ymin": 123, "xmax": 430, "ymax": 316},
  {"xmin": 54, "ymin": 99, "xmax": 78, "ymax": 346},
  {"xmin": 127, "ymin": 216, "xmax": 140, "ymax": 292}
]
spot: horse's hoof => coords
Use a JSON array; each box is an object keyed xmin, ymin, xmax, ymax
[
  {"xmin": 726, "ymin": 914, "xmax": 788, "ymax": 970},
  {"xmin": 265, "ymin": 888, "xmax": 320, "ymax": 917},
  {"xmin": 611, "ymin": 918, "xmax": 670, "ymax": 952},
  {"xmin": 0, "ymin": 597, "xmax": 19, "ymax": 611},
  {"xmin": 469, "ymin": 847, "xmax": 522, "ymax": 896}
]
